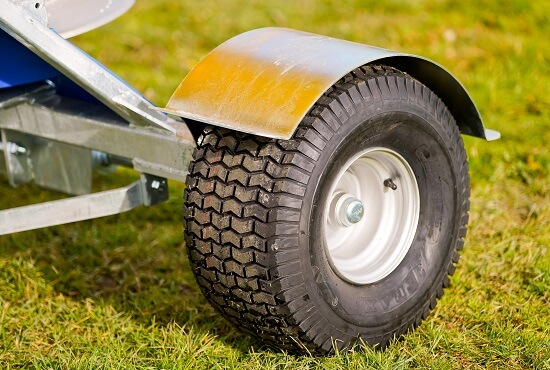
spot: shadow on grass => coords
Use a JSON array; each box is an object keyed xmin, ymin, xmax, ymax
[{"xmin": 0, "ymin": 175, "xmax": 263, "ymax": 356}]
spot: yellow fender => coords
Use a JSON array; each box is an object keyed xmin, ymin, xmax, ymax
[{"xmin": 158, "ymin": 27, "xmax": 499, "ymax": 141}]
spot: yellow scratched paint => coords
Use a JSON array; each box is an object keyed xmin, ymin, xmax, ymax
[{"xmin": 166, "ymin": 49, "xmax": 329, "ymax": 139}]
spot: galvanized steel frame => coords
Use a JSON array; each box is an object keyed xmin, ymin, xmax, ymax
[
  {"xmin": 0, "ymin": 83, "xmax": 194, "ymax": 182},
  {"xmin": 0, "ymin": 0, "xmax": 195, "ymax": 233}
]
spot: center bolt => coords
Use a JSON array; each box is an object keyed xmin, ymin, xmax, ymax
[{"xmin": 335, "ymin": 194, "xmax": 365, "ymax": 227}]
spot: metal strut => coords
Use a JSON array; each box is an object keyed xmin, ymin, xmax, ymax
[{"xmin": 0, "ymin": 174, "xmax": 168, "ymax": 235}]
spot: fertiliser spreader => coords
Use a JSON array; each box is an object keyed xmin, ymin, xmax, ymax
[{"xmin": 0, "ymin": 0, "xmax": 499, "ymax": 354}]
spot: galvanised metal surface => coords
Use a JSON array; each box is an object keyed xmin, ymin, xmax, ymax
[
  {"xmin": 159, "ymin": 27, "xmax": 500, "ymax": 141},
  {"xmin": 0, "ymin": 176, "xmax": 150, "ymax": 235},
  {"xmin": 0, "ymin": 128, "xmax": 93, "ymax": 195},
  {"xmin": 0, "ymin": 83, "xmax": 194, "ymax": 183},
  {"xmin": 0, "ymin": 0, "xmax": 193, "ymax": 139}
]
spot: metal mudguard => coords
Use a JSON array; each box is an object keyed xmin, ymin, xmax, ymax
[{"xmin": 159, "ymin": 27, "xmax": 499, "ymax": 141}]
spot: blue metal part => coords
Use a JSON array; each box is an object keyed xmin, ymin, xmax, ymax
[
  {"xmin": 0, "ymin": 29, "xmax": 59, "ymax": 89},
  {"xmin": 0, "ymin": 29, "xmax": 100, "ymax": 103}
]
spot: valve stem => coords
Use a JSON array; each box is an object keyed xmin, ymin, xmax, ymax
[{"xmin": 384, "ymin": 178, "xmax": 397, "ymax": 190}]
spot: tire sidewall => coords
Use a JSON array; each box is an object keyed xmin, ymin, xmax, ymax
[{"xmin": 299, "ymin": 98, "xmax": 463, "ymax": 333}]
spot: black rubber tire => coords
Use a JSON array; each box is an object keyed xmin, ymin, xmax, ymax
[{"xmin": 184, "ymin": 65, "xmax": 470, "ymax": 355}]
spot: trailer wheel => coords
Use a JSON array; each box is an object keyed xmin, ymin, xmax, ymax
[{"xmin": 184, "ymin": 65, "xmax": 470, "ymax": 354}]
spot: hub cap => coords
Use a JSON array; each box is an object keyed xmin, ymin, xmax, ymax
[{"xmin": 324, "ymin": 147, "xmax": 420, "ymax": 284}]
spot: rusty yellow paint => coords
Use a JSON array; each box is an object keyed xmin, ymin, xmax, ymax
[
  {"xmin": 167, "ymin": 48, "xmax": 327, "ymax": 139},
  {"xmin": 158, "ymin": 27, "xmax": 490, "ymax": 140}
]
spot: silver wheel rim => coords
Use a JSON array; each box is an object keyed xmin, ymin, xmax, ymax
[{"xmin": 323, "ymin": 147, "xmax": 420, "ymax": 285}]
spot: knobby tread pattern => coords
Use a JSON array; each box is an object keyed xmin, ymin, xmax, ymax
[{"xmin": 184, "ymin": 64, "xmax": 470, "ymax": 354}]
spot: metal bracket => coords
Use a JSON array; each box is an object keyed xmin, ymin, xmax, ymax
[
  {"xmin": 0, "ymin": 128, "xmax": 94, "ymax": 195},
  {"xmin": 0, "ymin": 173, "xmax": 168, "ymax": 235},
  {"xmin": 141, "ymin": 173, "xmax": 169, "ymax": 206},
  {"xmin": 12, "ymin": 0, "xmax": 48, "ymax": 26}
]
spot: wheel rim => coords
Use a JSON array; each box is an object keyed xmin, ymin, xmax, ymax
[{"xmin": 323, "ymin": 147, "xmax": 420, "ymax": 285}]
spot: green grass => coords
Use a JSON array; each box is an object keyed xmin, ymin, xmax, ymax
[{"xmin": 1, "ymin": 0, "xmax": 548, "ymax": 368}]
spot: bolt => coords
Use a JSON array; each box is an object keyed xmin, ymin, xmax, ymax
[
  {"xmin": 150, "ymin": 179, "xmax": 166, "ymax": 192},
  {"xmin": 7, "ymin": 142, "xmax": 28, "ymax": 156},
  {"xmin": 335, "ymin": 194, "xmax": 365, "ymax": 227},
  {"xmin": 384, "ymin": 178, "xmax": 397, "ymax": 190},
  {"xmin": 92, "ymin": 151, "xmax": 110, "ymax": 167},
  {"xmin": 346, "ymin": 200, "xmax": 364, "ymax": 224}
]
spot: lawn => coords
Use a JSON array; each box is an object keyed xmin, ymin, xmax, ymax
[{"xmin": 0, "ymin": 0, "xmax": 548, "ymax": 368}]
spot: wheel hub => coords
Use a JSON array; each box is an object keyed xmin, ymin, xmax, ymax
[
  {"xmin": 324, "ymin": 147, "xmax": 420, "ymax": 285},
  {"xmin": 334, "ymin": 194, "xmax": 364, "ymax": 226}
]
